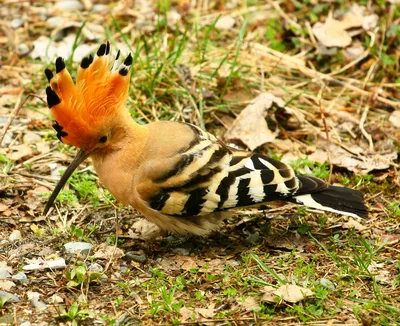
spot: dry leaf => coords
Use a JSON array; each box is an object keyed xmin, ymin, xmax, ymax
[
  {"xmin": 264, "ymin": 234, "xmax": 310, "ymax": 252},
  {"xmin": 31, "ymin": 35, "xmax": 97, "ymax": 62},
  {"xmin": 389, "ymin": 110, "xmax": 400, "ymax": 129},
  {"xmin": 367, "ymin": 262, "xmax": 391, "ymax": 284},
  {"xmin": 216, "ymin": 16, "xmax": 235, "ymax": 30},
  {"xmin": 343, "ymin": 44, "xmax": 365, "ymax": 61},
  {"xmin": 308, "ymin": 142, "xmax": 397, "ymax": 173},
  {"xmin": 195, "ymin": 303, "xmax": 215, "ymax": 318},
  {"xmin": 179, "ymin": 306, "xmax": 193, "ymax": 322},
  {"xmin": 130, "ymin": 218, "xmax": 161, "ymax": 239},
  {"xmin": 224, "ymin": 93, "xmax": 282, "ymax": 150},
  {"xmin": 312, "ymin": 5, "xmax": 377, "ymax": 48},
  {"xmin": 362, "ymin": 14, "xmax": 379, "ymax": 30},
  {"xmin": 338, "ymin": 4, "xmax": 364, "ymax": 29},
  {"xmin": 274, "ymin": 284, "xmax": 314, "ymax": 303},
  {"xmin": 159, "ymin": 257, "xmax": 181, "ymax": 272},
  {"xmin": 260, "ymin": 286, "xmax": 277, "ymax": 303},
  {"xmin": 342, "ymin": 217, "xmax": 367, "ymax": 231},
  {"xmin": 175, "ymin": 256, "xmax": 199, "ymax": 271},
  {"xmin": 167, "ymin": 10, "xmax": 182, "ymax": 30},
  {"xmin": 240, "ymin": 296, "xmax": 260, "ymax": 311},
  {"xmin": 0, "ymin": 280, "xmax": 15, "ymax": 291},
  {"xmin": 93, "ymin": 244, "xmax": 124, "ymax": 260},
  {"xmin": 6, "ymin": 144, "xmax": 33, "ymax": 161},
  {"xmin": 312, "ymin": 16, "xmax": 352, "ymax": 48}
]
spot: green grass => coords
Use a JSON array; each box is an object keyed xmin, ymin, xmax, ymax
[{"xmin": 1, "ymin": 0, "xmax": 399, "ymax": 325}]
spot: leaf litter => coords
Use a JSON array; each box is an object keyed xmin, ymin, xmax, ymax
[{"xmin": 1, "ymin": 0, "xmax": 399, "ymax": 324}]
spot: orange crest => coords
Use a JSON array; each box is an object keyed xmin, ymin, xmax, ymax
[{"xmin": 45, "ymin": 42, "xmax": 132, "ymax": 149}]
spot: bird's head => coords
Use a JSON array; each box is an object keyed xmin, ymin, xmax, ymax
[{"xmin": 44, "ymin": 42, "xmax": 132, "ymax": 213}]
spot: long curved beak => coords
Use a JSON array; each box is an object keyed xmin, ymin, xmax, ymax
[{"xmin": 44, "ymin": 149, "xmax": 91, "ymax": 214}]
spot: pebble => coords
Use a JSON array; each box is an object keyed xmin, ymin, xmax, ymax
[
  {"xmin": 125, "ymin": 251, "xmax": 147, "ymax": 263},
  {"xmin": 246, "ymin": 232, "xmax": 261, "ymax": 244},
  {"xmin": 120, "ymin": 266, "xmax": 130, "ymax": 274},
  {"xmin": 17, "ymin": 44, "xmax": 30, "ymax": 56},
  {"xmin": 215, "ymin": 16, "xmax": 235, "ymax": 30},
  {"xmin": 9, "ymin": 230, "xmax": 21, "ymax": 242},
  {"xmin": 34, "ymin": 7, "xmax": 48, "ymax": 21},
  {"xmin": 23, "ymin": 132, "xmax": 42, "ymax": 144},
  {"xmin": 20, "ymin": 322, "xmax": 32, "ymax": 326},
  {"xmin": 88, "ymin": 263, "xmax": 103, "ymax": 273},
  {"xmin": 12, "ymin": 272, "xmax": 29, "ymax": 285},
  {"xmin": 28, "ymin": 291, "xmax": 47, "ymax": 311},
  {"xmin": 11, "ymin": 18, "xmax": 24, "ymax": 29},
  {"xmin": 47, "ymin": 16, "xmax": 62, "ymax": 29},
  {"xmin": 64, "ymin": 242, "xmax": 93, "ymax": 255},
  {"xmin": 0, "ymin": 290, "xmax": 20, "ymax": 304},
  {"xmin": 49, "ymin": 294, "xmax": 64, "ymax": 304},
  {"xmin": 171, "ymin": 247, "xmax": 190, "ymax": 256},
  {"xmin": 389, "ymin": 110, "xmax": 400, "ymax": 128},
  {"xmin": 54, "ymin": 0, "xmax": 84, "ymax": 11},
  {"xmin": 0, "ymin": 240, "xmax": 8, "ymax": 246},
  {"xmin": 92, "ymin": 4, "xmax": 107, "ymax": 13},
  {"xmin": 0, "ymin": 268, "xmax": 11, "ymax": 279},
  {"xmin": 320, "ymin": 278, "xmax": 336, "ymax": 290},
  {"xmin": 23, "ymin": 258, "xmax": 66, "ymax": 271},
  {"xmin": 343, "ymin": 45, "xmax": 364, "ymax": 61}
]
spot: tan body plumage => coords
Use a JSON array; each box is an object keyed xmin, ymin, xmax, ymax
[{"xmin": 44, "ymin": 43, "xmax": 367, "ymax": 235}]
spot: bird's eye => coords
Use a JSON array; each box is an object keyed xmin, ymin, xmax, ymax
[{"xmin": 99, "ymin": 136, "xmax": 108, "ymax": 143}]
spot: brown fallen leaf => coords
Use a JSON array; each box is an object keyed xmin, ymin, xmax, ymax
[
  {"xmin": 224, "ymin": 93, "xmax": 282, "ymax": 150},
  {"xmin": 260, "ymin": 286, "xmax": 277, "ymax": 303},
  {"xmin": 342, "ymin": 217, "xmax": 367, "ymax": 231},
  {"xmin": 93, "ymin": 243, "xmax": 124, "ymax": 260},
  {"xmin": 215, "ymin": 16, "xmax": 235, "ymax": 30},
  {"xmin": 175, "ymin": 255, "xmax": 200, "ymax": 271},
  {"xmin": 312, "ymin": 5, "xmax": 378, "ymax": 48},
  {"xmin": 274, "ymin": 284, "xmax": 314, "ymax": 303},
  {"xmin": 6, "ymin": 144, "xmax": 33, "ymax": 161},
  {"xmin": 179, "ymin": 306, "xmax": 194, "ymax": 323},
  {"xmin": 195, "ymin": 303, "xmax": 215, "ymax": 318},
  {"xmin": 264, "ymin": 234, "xmax": 310, "ymax": 252},
  {"xmin": 0, "ymin": 280, "xmax": 16, "ymax": 291},
  {"xmin": 308, "ymin": 142, "xmax": 397, "ymax": 174},
  {"xmin": 240, "ymin": 296, "xmax": 260, "ymax": 312},
  {"xmin": 367, "ymin": 262, "xmax": 392, "ymax": 285},
  {"xmin": 389, "ymin": 110, "xmax": 400, "ymax": 129},
  {"xmin": 312, "ymin": 14, "xmax": 352, "ymax": 48}
]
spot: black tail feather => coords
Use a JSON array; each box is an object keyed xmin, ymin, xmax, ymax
[{"xmin": 291, "ymin": 185, "xmax": 368, "ymax": 218}]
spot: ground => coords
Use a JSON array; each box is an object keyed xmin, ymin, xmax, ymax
[{"xmin": 1, "ymin": 0, "xmax": 400, "ymax": 325}]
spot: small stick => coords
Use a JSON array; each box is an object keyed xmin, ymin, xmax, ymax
[
  {"xmin": 0, "ymin": 93, "xmax": 45, "ymax": 146},
  {"xmin": 318, "ymin": 86, "xmax": 333, "ymax": 184}
]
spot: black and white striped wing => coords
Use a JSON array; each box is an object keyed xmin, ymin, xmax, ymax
[{"xmin": 147, "ymin": 133, "xmax": 301, "ymax": 217}]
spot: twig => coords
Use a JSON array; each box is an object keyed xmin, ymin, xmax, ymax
[
  {"xmin": 317, "ymin": 86, "xmax": 333, "ymax": 184},
  {"xmin": 0, "ymin": 90, "xmax": 24, "ymax": 146},
  {"xmin": 268, "ymin": 0, "xmax": 301, "ymax": 30},
  {"xmin": 0, "ymin": 93, "xmax": 46, "ymax": 146},
  {"xmin": 104, "ymin": 208, "xmax": 120, "ymax": 273},
  {"xmin": 252, "ymin": 43, "xmax": 400, "ymax": 108},
  {"xmin": 359, "ymin": 105, "xmax": 374, "ymax": 152}
]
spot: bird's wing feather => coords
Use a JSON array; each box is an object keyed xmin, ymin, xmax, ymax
[{"xmin": 136, "ymin": 124, "xmax": 307, "ymax": 217}]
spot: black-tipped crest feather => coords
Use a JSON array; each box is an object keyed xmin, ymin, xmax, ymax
[
  {"xmin": 97, "ymin": 43, "xmax": 106, "ymax": 56},
  {"xmin": 46, "ymin": 86, "xmax": 61, "ymax": 108},
  {"xmin": 80, "ymin": 54, "xmax": 94, "ymax": 68},
  {"xmin": 44, "ymin": 68, "xmax": 53, "ymax": 82},
  {"xmin": 55, "ymin": 57, "xmax": 65, "ymax": 73},
  {"xmin": 124, "ymin": 53, "xmax": 133, "ymax": 66}
]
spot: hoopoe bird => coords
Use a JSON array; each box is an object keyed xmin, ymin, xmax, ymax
[{"xmin": 44, "ymin": 42, "xmax": 367, "ymax": 235}]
